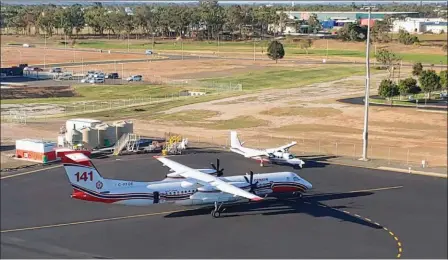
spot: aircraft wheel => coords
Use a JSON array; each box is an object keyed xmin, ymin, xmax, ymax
[
  {"xmin": 297, "ymin": 193, "xmax": 303, "ymax": 198},
  {"xmin": 211, "ymin": 210, "xmax": 221, "ymax": 218}
]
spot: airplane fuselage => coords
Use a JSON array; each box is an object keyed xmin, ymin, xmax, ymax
[
  {"xmin": 70, "ymin": 171, "xmax": 312, "ymax": 207},
  {"xmin": 230, "ymin": 147, "xmax": 303, "ymax": 166}
]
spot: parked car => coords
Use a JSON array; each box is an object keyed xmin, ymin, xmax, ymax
[
  {"xmin": 94, "ymin": 72, "xmax": 105, "ymax": 78},
  {"xmin": 106, "ymin": 72, "xmax": 119, "ymax": 79},
  {"xmin": 58, "ymin": 73, "xmax": 73, "ymax": 80},
  {"xmin": 145, "ymin": 50, "xmax": 153, "ymax": 55},
  {"xmin": 24, "ymin": 66, "xmax": 43, "ymax": 72},
  {"xmin": 50, "ymin": 67, "xmax": 62, "ymax": 73},
  {"xmin": 89, "ymin": 76, "xmax": 105, "ymax": 84},
  {"xmin": 126, "ymin": 75, "xmax": 143, "ymax": 82}
]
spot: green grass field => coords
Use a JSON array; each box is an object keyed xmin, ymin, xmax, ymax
[
  {"xmin": 200, "ymin": 66, "xmax": 368, "ymax": 90},
  {"xmin": 51, "ymin": 92, "xmax": 242, "ymax": 121},
  {"xmin": 1, "ymin": 84, "xmax": 190, "ymax": 105}
]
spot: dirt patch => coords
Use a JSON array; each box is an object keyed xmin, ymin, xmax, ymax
[
  {"xmin": 276, "ymin": 123, "xmax": 360, "ymax": 134},
  {"xmin": 260, "ymin": 107, "xmax": 343, "ymax": 117},
  {"xmin": 205, "ymin": 115, "xmax": 269, "ymax": 130},
  {"xmin": 153, "ymin": 109, "xmax": 220, "ymax": 123},
  {"xmin": 213, "ymin": 96, "xmax": 259, "ymax": 105}
]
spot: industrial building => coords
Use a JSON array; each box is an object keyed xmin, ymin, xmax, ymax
[
  {"xmin": 279, "ymin": 11, "xmax": 419, "ymax": 21},
  {"xmin": 392, "ymin": 18, "xmax": 448, "ymax": 34}
]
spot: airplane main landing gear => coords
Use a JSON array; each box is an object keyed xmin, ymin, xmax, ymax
[
  {"xmin": 293, "ymin": 192, "xmax": 303, "ymax": 198},
  {"xmin": 211, "ymin": 201, "xmax": 226, "ymax": 218}
]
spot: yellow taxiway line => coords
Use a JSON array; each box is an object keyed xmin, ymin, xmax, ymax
[
  {"xmin": 0, "ymin": 165, "xmax": 62, "ymax": 180},
  {"xmin": 1, "ymin": 210, "xmax": 183, "ymax": 233},
  {"xmin": 348, "ymin": 186, "xmax": 403, "ymax": 193}
]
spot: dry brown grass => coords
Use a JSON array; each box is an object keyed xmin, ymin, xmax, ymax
[
  {"xmin": 275, "ymin": 123, "xmax": 360, "ymax": 134},
  {"xmin": 1, "ymin": 46, "xmax": 150, "ymax": 67}
]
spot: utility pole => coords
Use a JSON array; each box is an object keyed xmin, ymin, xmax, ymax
[{"xmin": 361, "ymin": 7, "xmax": 372, "ymax": 161}]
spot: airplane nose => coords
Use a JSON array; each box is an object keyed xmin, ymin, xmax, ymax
[{"xmin": 304, "ymin": 180, "xmax": 312, "ymax": 190}]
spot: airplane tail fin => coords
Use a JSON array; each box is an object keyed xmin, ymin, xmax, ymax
[
  {"xmin": 62, "ymin": 153, "xmax": 108, "ymax": 193},
  {"xmin": 230, "ymin": 131, "xmax": 243, "ymax": 148}
]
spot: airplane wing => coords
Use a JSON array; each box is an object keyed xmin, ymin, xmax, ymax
[
  {"xmin": 154, "ymin": 156, "xmax": 263, "ymax": 201},
  {"xmin": 243, "ymin": 150, "xmax": 269, "ymax": 158},
  {"xmin": 266, "ymin": 141, "xmax": 297, "ymax": 153}
]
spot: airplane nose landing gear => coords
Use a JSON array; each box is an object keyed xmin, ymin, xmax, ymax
[{"xmin": 211, "ymin": 201, "xmax": 225, "ymax": 218}]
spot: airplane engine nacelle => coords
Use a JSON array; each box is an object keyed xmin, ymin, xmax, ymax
[
  {"xmin": 180, "ymin": 180, "xmax": 200, "ymax": 189},
  {"xmin": 197, "ymin": 185, "xmax": 218, "ymax": 192}
]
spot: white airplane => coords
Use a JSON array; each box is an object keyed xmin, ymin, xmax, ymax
[
  {"xmin": 62, "ymin": 153, "xmax": 312, "ymax": 218},
  {"xmin": 229, "ymin": 131, "xmax": 305, "ymax": 168}
]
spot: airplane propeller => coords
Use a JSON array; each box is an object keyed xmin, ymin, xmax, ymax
[
  {"xmin": 211, "ymin": 158, "xmax": 224, "ymax": 177},
  {"xmin": 244, "ymin": 171, "xmax": 259, "ymax": 194}
]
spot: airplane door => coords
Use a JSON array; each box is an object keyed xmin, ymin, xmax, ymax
[{"xmin": 153, "ymin": 191, "xmax": 160, "ymax": 204}]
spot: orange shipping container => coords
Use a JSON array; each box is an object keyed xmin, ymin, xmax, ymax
[{"xmin": 360, "ymin": 18, "xmax": 376, "ymax": 27}]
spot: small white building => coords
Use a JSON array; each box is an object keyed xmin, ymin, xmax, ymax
[{"xmin": 15, "ymin": 139, "xmax": 57, "ymax": 163}]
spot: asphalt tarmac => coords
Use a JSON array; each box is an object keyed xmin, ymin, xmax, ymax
[{"xmin": 1, "ymin": 150, "xmax": 446, "ymax": 258}]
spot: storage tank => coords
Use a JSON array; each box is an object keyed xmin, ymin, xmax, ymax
[
  {"xmin": 105, "ymin": 125, "xmax": 117, "ymax": 146},
  {"xmin": 114, "ymin": 121, "xmax": 126, "ymax": 140},
  {"xmin": 66, "ymin": 118, "xmax": 102, "ymax": 132},
  {"xmin": 71, "ymin": 128, "xmax": 83, "ymax": 145},
  {"xmin": 81, "ymin": 127, "xmax": 91, "ymax": 146},
  {"xmin": 123, "ymin": 121, "xmax": 133, "ymax": 134},
  {"xmin": 82, "ymin": 127, "xmax": 100, "ymax": 149},
  {"xmin": 96, "ymin": 124, "xmax": 107, "ymax": 148}
]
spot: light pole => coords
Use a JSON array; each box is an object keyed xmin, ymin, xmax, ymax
[
  {"xmin": 15, "ymin": 49, "xmax": 22, "ymax": 64},
  {"xmin": 253, "ymin": 38, "xmax": 255, "ymax": 61},
  {"xmin": 361, "ymin": 7, "xmax": 372, "ymax": 161}
]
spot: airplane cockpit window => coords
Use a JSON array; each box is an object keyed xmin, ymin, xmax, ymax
[{"xmin": 293, "ymin": 177, "xmax": 300, "ymax": 181}]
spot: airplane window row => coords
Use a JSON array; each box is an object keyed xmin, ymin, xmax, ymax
[{"xmin": 167, "ymin": 190, "xmax": 197, "ymax": 195}]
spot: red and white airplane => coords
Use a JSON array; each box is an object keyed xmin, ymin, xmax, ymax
[{"xmin": 62, "ymin": 153, "xmax": 312, "ymax": 218}]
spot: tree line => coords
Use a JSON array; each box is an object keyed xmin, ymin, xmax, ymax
[
  {"xmin": 1, "ymin": 1, "xmax": 445, "ymax": 41},
  {"xmin": 378, "ymin": 63, "xmax": 447, "ymax": 100}
]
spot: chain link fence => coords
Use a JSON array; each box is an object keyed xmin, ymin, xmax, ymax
[{"xmin": 171, "ymin": 132, "xmax": 447, "ymax": 169}]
